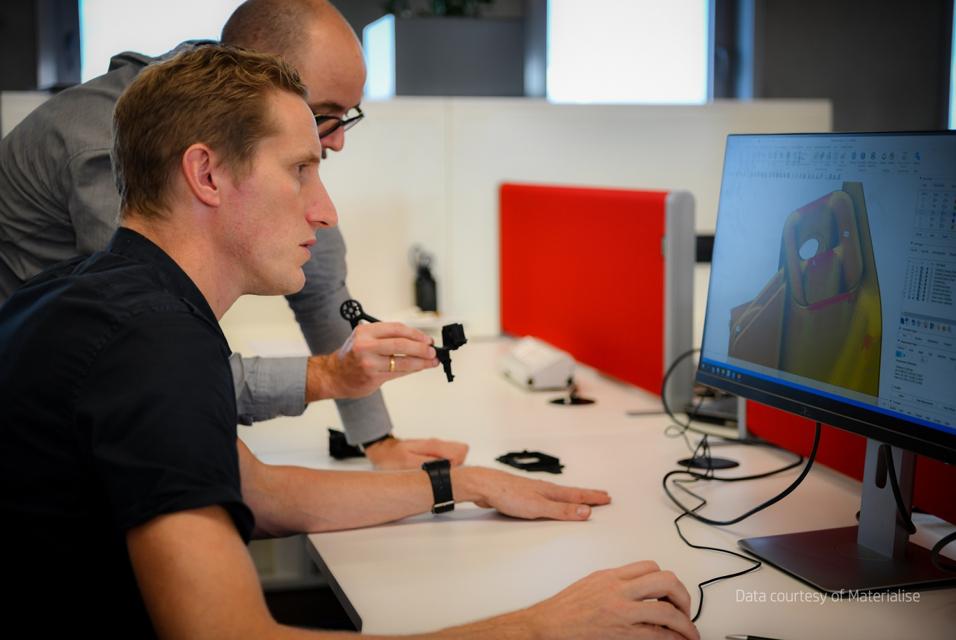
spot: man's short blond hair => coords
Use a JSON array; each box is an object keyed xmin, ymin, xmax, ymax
[{"xmin": 112, "ymin": 44, "xmax": 308, "ymax": 219}]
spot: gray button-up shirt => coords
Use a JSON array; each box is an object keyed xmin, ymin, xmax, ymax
[{"xmin": 0, "ymin": 43, "xmax": 392, "ymax": 444}]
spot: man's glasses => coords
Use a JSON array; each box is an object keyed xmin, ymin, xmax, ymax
[{"xmin": 314, "ymin": 106, "xmax": 364, "ymax": 139}]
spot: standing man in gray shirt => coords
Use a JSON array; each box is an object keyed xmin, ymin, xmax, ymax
[{"xmin": 0, "ymin": 0, "xmax": 468, "ymax": 469}]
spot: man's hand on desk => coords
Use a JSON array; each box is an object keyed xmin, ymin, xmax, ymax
[
  {"xmin": 305, "ymin": 322, "xmax": 439, "ymax": 402},
  {"xmin": 365, "ymin": 436, "xmax": 469, "ymax": 470},
  {"xmin": 456, "ymin": 467, "xmax": 611, "ymax": 521},
  {"xmin": 521, "ymin": 560, "xmax": 699, "ymax": 640}
]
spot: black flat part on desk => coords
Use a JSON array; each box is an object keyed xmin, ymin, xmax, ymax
[
  {"xmin": 549, "ymin": 396, "xmax": 595, "ymax": 405},
  {"xmin": 328, "ymin": 427, "xmax": 364, "ymax": 460},
  {"xmin": 496, "ymin": 450, "xmax": 564, "ymax": 474}
]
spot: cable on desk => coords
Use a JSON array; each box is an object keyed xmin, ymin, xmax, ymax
[
  {"xmin": 660, "ymin": 348, "xmax": 705, "ymax": 436},
  {"xmin": 931, "ymin": 530, "xmax": 956, "ymax": 573},
  {"xmin": 656, "ymin": 348, "xmax": 826, "ymax": 621},
  {"xmin": 660, "ymin": 423, "xmax": 820, "ymax": 621},
  {"xmin": 663, "ymin": 425, "xmax": 818, "ymax": 526}
]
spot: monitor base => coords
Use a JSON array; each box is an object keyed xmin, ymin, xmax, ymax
[{"xmin": 740, "ymin": 526, "xmax": 956, "ymax": 593}]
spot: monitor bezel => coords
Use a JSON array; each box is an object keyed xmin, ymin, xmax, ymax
[{"xmin": 699, "ymin": 130, "xmax": 956, "ymax": 466}]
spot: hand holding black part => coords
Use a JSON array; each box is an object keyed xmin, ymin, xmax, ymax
[
  {"xmin": 339, "ymin": 299, "xmax": 380, "ymax": 329},
  {"xmin": 339, "ymin": 299, "xmax": 467, "ymax": 382}
]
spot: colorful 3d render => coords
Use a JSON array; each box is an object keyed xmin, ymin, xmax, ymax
[{"xmin": 728, "ymin": 182, "xmax": 883, "ymax": 396}]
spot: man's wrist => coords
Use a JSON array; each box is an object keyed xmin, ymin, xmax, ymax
[
  {"xmin": 305, "ymin": 354, "xmax": 335, "ymax": 403},
  {"xmin": 449, "ymin": 466, "xmax": 481, "ymax": 504}
]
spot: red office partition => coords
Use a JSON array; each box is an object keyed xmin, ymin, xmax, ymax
[{"xmin": 499, "ymin": 183, "xmax": 679, "ymax": 398}]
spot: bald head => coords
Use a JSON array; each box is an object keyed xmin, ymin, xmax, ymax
[
  {"xmin": 221, "ymin": 0, "xmax": 366, "ymax": 115},
  {"xmin": 222, "ymin": 0, "xmax": 324, "ymax": 63}
]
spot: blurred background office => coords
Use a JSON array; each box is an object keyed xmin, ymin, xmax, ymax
[
  {"xmin": 1, "ymin": 1, "xmax": 952, "ymax": 129},
  {"xmin": 2, "ymin": 1, "xmax": 951, "ymax": 328}
]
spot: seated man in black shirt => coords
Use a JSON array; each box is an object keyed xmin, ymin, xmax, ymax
[{"xmin": 0, "ymin": 46, "xmax": 698, "ymax": 639}]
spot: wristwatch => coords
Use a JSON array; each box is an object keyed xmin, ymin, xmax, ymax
[{"xmin": 422, "ymin": 458, "xmax": 455, "ymax": 514}]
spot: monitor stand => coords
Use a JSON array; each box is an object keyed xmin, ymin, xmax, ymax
[{"xmin": 739, "ymin": 439, "xmax": 955, "ymax": 593}]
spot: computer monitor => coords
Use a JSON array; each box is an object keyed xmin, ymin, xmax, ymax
[{"xmin": 699, "ymin": 132, "xmax": 956, "ymax": 593}]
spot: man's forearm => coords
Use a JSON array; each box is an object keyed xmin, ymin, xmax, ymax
[
  {"xmin": 238, "ymin": 440, "xmax": 480, "ymax": 537},
  {"xmin": 245, "ymin": 465, "xmax": 431, "ymax": 538}
]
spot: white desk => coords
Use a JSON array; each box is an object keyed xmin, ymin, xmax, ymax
[{"xmin": 238, "ymin": 339, "xmax": 956, "ymax": 639}]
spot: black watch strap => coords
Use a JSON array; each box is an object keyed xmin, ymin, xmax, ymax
[
  {"xmin": 422, "ymin": 459, "xmax": 454, "ymax": 514},
  {"xmin": 359, "ymin": 433, "xmax": 393, "ymax": 453}
]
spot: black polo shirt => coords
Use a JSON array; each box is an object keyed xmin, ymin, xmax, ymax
[{"xmin": 0, "ymin": 228, "xmax": 255, "ymax": 636}]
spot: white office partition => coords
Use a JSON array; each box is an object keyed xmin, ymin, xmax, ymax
[{"xmin": 216, "ymin": 99, "xmax": 833, "ymax": 345}]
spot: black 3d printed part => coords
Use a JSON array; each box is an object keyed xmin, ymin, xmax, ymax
[{"xmin": 496, "ymin": 450, "xmax": 564, "ymax": 474}]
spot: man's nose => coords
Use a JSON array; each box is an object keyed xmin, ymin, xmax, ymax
[
  {"xmin": 320, "ymin": 127, "xmax": 346, "ymax": 155},
  {"xmin": 307, "ymin": 179, "xmax": 338, "ymax": 228}
]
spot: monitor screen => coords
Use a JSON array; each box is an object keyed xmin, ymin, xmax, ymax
[{"xmin": 699, "ymin": 132, "xmax": 956, "ymax": 463}]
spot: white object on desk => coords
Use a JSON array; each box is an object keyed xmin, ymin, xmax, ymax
[{"xmin": 498, "ymin": 336, "xmax": 575, "ymax": 390}]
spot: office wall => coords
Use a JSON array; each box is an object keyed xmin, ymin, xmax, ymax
[
  {"xmin": 222, "ymin": 97, "xmax": 831, "ymax": 344},
  {"xmin": 752, "ymin": 0, "xmax": 953, "ymax": 131},
  {"xmin": 0, "ymin": 91, "xmax": 49, "ymax": 137}
]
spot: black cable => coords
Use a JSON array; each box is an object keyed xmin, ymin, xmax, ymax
[
  {"xmin": 660, "ymin": 352, "xmax": 955, "ymax": 609},
  {"xmin": 659, "ymin": 346, "xmax": 760, "ymax": 443},
  {"xmin": 665, "ymin": 433, "xmax": 763, "ymax": 622},
  {"xmin": 879, "ymin": 443, "xmax": 917, "ymax": 535},
  {"xmin": 664, "ymin": 392, "xmax": 707, "ymax": 454},
  {"xmin": 931, "ymin": 530, "xmax": 956, "ymax": 573},
  {"xmin": 656, "ymin": 350, "xmax": 829, "ymax": 621},
  {"xmin": 659, "ymin": 423, "xmax": 820, "ymax": 622},
  {"xmin": 672, "ymin": 479, "xmax": 762, "ymax": 623},
  {"xmin": 663, "ymin": 423, "xmax": 821, "ymax": 526},
  {"xmin": 659, "ymin": 347, "xmax": 702, "ymax": 433}
]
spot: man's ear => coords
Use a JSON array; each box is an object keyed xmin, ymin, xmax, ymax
[{"xmin": 181, "ymin": 143, "xmax": 225, "ymax": 208}]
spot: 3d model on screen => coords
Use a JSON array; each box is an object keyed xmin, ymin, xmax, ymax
[{"xmin": 728, "ymin": 181, "xmax": 883, "ymax": 396}]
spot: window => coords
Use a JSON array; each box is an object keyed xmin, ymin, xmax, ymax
[
  {"xmin": 79, "ymin": 0, "xmax": 244, "ymax": 82},
  {"xmin": 546, "ymin": 0, "xmax": 711, "ymax": 104},
  {"xmin": 363, "ymin": 14, "xmax": 396, "ymax": 100}
]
